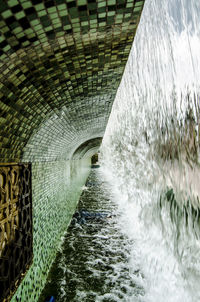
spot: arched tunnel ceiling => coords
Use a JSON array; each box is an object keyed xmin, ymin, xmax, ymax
[
  {"xmin": 72, "ymin": 137, "xmax": 102, "ymax": 159},
  {"xmin": 0, "ymin": 0, "xmax": 145, "ymax": 162}
]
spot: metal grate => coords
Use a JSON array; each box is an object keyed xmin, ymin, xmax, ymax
[{"xmin": 0, "ymin": 163, "xmax": 32, "ymax": 302}]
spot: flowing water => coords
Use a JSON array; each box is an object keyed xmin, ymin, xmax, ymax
[
  {"xmin": 39, "ymin": 168, "xmax": 145, "ymax": 302},
  {"xmin": 100, "ymin": 0, "xmax": 200, "ymax": 301}
]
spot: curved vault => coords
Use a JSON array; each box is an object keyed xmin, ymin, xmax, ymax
[
  {"xmin": 0, "ymin": 0, "xmax": 145, "ymax": 162},
  {"xmin": 72, "ymin": 137, "xmax": 102, "ymax": 159}
]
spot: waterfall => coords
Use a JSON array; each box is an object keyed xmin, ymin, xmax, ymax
[{"xmin": 101, "ymin": 0, "xmax": 200, "ymax": 301}]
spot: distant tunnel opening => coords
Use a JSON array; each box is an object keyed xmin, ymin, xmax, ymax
[{"xmin": 91, "ymin": 153, "xmax": 98, "ymax": 165}]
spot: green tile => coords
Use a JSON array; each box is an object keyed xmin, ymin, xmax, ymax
[
  {"xmin": 99, "ymin": 12, "xmax": 106, "ymax": 17},
  {"xmin": 8, "ymin": 0, "xmax": 19, "ymax": 7},
  {"xmin": 99, "ymin": 21, "xmax": 106, "ymax": 26},
  {"xmin": 25, "ymin": 28, "xmax": 33, "ymax": 34},
  {"xmin": 15, "ymin": 11, "xmax": 26, "ymax": 19},
  {"xmin": 50, "ymin": 13, "xmax": 59, "ymax": 19},
  {"xmin": 2, "ymin": 9, "xmax": 12, "ymax": 18},
  {"xmin": 90, "ymin": 19, "xmax": 97, "ymax": 24},
  {"xmin": 108, "ymin": 11, "xmax": 115, "ymax": 16},
  {"xmin": 30, "ymin": 20, "xmax": 40, "ymax": 26},
  {"xmin": 135, "ymin": 1, "xmax": 144, "ymax": 5},
  {"xmin": 34, "ymin": 24, "xmax": 43, "ymax": 31},
  {"xmin": 21, "ymin": 1, "xmax": 32, "ymax": 9},
  {"xmin": 134, "ymin": 6, "xmax": 142, "ymax": 12},
  {"xmin": 58, "ymin": 4, "xmax": 67, "ymax": 11},
  {"xmin": 77, "ymin": 0, "xmax": 87, "ymax": 5},
  {"xmin": 108, "ymin": 0, "xmax": 116, "ymax": 5},
  {"xmin": 44, "ymin": 25, "xmax": 53, "ymax": 31},
  {"xmin": 1, "ymin": 26, "xmax": 10, "ymax": 33},
  {"xmin": 98, "ymin": 2, "xmax": 106, "ymax": 8},
  {"xmin": 0, "ymin": 36, "xmax": 5, "ymax": 43},
  {"xmin": 71, "ymin": 17, "xmax": 79, "ymax": 23},
  {"xmin": 63, "ymin": 24, "xmax": 72, "ymax": 30},
  {"xmin": 16, "ymin": 31, "xmax": 24, "ymax": 38},
  {"xmin": 38, "ymin": 10, "xmax": 46, "ymax": 17},
  {"xmin": 12, "ymin": 27, "xmax": 22, "ymax": 34},
  {"xmin": 59, "ymin": 10, "xmax": 68, "ymax": 17},
  {"xmin": 47, "ymin": 7, "xmax": 57, "ymax": 14},
  {"xmin": 81, "ymin": 21, "xmax": 88, "ymax": 26},
  {"xmin": 35, "ymin": 4, "xmax": 45, "ymax": 11},
  {"xmin": 54, "ymin": 23, "xmax": 62, "ymax": 29},
  {"xmin": 3, "ymin": 45, "xmax": 11, "ymax": 52}
]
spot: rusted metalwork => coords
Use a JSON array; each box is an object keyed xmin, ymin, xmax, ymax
[{"xmin": 0, "ymin": 163, "xmax": 32, "ymax": 302}]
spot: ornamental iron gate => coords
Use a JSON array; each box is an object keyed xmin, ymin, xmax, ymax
[{"xmin": 0, "ymin": 163, "xmax": 32, "ymax": 302}]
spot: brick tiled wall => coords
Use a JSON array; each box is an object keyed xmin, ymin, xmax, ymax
[
  {"xmin": 11, "ymin": 158, "xmax": 91, "ymax": 302},
  {"xmin": 0, "ymin": 0, "xmax": 144, "ymax": 162}
]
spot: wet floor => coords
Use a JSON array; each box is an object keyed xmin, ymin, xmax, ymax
[{"xmin": 39, "ymin": 167, "xmax": 144, "ymax": 302}]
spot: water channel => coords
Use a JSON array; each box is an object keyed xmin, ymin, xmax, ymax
[{"xmin": 39, "ymin": 167, "xmax": 144, "ymax": 302}]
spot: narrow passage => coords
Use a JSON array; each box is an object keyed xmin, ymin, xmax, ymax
[{"xmin": 39, "ymin": 167, "xmax": 144, "ymax": 302}]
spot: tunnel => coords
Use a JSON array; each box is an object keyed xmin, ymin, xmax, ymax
[{"xmin": 0, "ymin": 0, "xmax": 145, "ymax": 301}]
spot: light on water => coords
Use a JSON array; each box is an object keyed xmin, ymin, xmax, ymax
[
  {"xmin": 101, "ymin": 0, "xmax": 200, "ymax": 301},
  {"xmin": 39, "ymin": 169, "xmax": 145, "ymax": 302}
]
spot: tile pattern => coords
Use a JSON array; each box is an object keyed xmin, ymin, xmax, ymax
[
  {"xmin": 72, "ymin": 137, "xmax": 102, "ymax": 158},
  {"xmin": 0, "ymin": 0, "xmax": 145, "ymax": 162},
  {"xmin": 11, "ymin": 159, "xmax": 90, "ymax": 302}
]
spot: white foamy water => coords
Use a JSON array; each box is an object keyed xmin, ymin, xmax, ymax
[{"xmin": 101, "ymin": 0, "xmax": 200, "ymax": 301}]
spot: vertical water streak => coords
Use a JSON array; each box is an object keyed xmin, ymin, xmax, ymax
[{"xmin": 101, "ymin": 0, "xmax": 200, "ymax": 301}]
